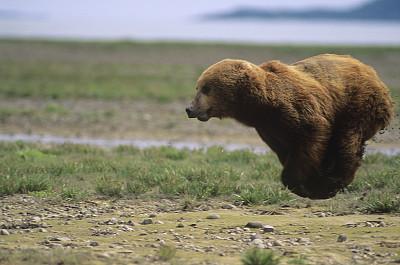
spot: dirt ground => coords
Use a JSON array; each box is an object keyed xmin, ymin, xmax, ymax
[{"xmin": 1, "ymin": 195, "xmax": 400, "ymax": 265}]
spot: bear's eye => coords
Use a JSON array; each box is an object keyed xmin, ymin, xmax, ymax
[{"xmin": 201, "ymin": 85, "xmax": 211, "ymax": 94}]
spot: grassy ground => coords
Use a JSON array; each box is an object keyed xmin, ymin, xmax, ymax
[{"xmin": 0, "ymin": 142, "xmax": 399, "ymax": 213}]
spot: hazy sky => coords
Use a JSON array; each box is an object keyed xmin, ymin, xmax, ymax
[
  {"xmin": 3, "ymin": 0, "xmax": 398, "ymax": 45},
  {"xmin": 2, "ymin": 0, "xmax": 369, "ymax": 21}
]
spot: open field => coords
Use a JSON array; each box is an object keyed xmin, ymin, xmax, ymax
[
  {"xmin": 1, "ymin": 39, "xmax": 400, "ymax": 102},
  {"xmin": 0, "ymin": 39, "xmax": 399, "ymax": 144},
  {"xmin": 0, "ymin": 40, "xmax": 399, "ymax": 265},
  {"xmin": 0, "ymin": 142, "xmax": 399, "ymax": 265}
]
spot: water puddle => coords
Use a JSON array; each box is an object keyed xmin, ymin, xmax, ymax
[{"xmin": 0, "ymin": 133, "xmax": 399, "ymax": 156}]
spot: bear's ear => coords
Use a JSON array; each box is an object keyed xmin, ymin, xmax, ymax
[{"xmin": 260, "ymin": 60, "xmax": 281, "ymax": 73}]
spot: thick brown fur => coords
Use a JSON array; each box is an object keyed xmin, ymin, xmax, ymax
[{"xmin": 186, "ymin": 54, "xmax": 394, "ymax": 199}]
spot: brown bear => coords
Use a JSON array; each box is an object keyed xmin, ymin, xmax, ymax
[{"xmin": 186, "ymin": 54, "xmax": 394, "ymax": 199}]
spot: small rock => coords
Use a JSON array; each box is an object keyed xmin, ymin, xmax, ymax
[
  {"xmin": 48, "ymin": 243, "xmax": 63, "ymax": 248},
  {"xmin": 0, "ymin": 229, "xmax": 10, "ymax": 235},
  {"xmin": 337, "ymin": 234, "xmax": 347, "ymax": 242},
  {"xmin": 141, "ymin": 219, "xmax": 153, "ymax": 225},
  {"xmin": 97, "ymin": 253, "xmax": 111, "ymax": 258},
  {"xmin": 245, "ymin": 221, "xmax": 264, "ymax": 229},
  {"xmin": 50, "ymin": 236, "xmax": 71, "ymax": 242},
  {"xmin": 118, "ymin": 225, "xmax": 133, "ymax": 232},
  {"xmin": 221, "ymin": 204, "xmax": 235, "ymax": 209},
  {"xmin": 272, "ymin": 240, "xmax": 284, "ymax": 246},
  {"xmin": 251, "ymin": 238, "xmax": 265, "ymax": 248},
  {"xmin": 31, "ymin": 216, "xmax": 42, "ymax": 222},
  {"xmin": 38, "ymin": 228, "xmax": 47, "ymax": 233},
  {"xmin": 262, "ymin": 225, "xmax": 275, "ymax": 233},
  {"xmin": 126, "ymin": 220, "xmax": 137, "ymax": 226},
  {"xmin": 148, "ymin": 213, "xmax": 157, "ymax": 218},
  {"xmin": 206, "ymin": 214, "xmax": 220, "ymax": 220},
  {"xmin": 89, "ymin": 241, "xmax": 99, "ymax": 247},
  {"xmin": 154, "ymin": 220, "xmax": 164, "ymax": 225},
  {"xmin": 250, "ymin": 233, "xmax": 261, "ymax": 240},
  {"xmin": 297, "ymin": 237, "xmax": 311, "ymax": 244},
  {"xmin": 378, "ymin": 221, "xmax": 386, "ymax": 227},
  {"xmin": 177, "ymin": 223, "xmax": 184, "ymax": 228}
]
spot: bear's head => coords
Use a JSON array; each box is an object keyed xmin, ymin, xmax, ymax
[{"xmin": 186, "ymin": 59, "xmax": 258, "ymax": 122}]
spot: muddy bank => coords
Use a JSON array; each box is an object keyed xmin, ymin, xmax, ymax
[{"xmin": 0, "ymin": 133, "xmax": 399, "ymax": 156}]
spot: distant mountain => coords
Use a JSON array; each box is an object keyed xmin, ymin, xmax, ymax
[{"xmin": 205, "ymin": 0, "xmax": 400, "ymax": 21}]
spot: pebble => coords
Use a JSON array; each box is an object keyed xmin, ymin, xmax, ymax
[
  {"xmin": 154, "ymin": 220, "xmax": 164, "ymax": 225},
  {"xmin": 262, "ymin": 225, "xmax": 275, "ymax": 233},
  {"xmin": 177, "ymin": 223, "xmax": 184, "ymax": 228},
  {"xmin": 148, "ymin": 213, "xmax": 157, "ymax": 218},
  {"xmin": 221, "ymin": 204, "xmax": 236, "ymax": 209},
  {"xmin": 272, "ymin": 240, "xmax": 284, "ymax": 246},
  {"xmin": 126, "ymin": 220, "xmax": 137, "ymax": 226},
  {"xmin": 38, "ymin": 228, "xmax": 47, "ymax": 233},
  {"xmin": 118, "ymin": 225, "xmax": 133, "ymax": 232},
  {"xmin": 297, "ymin": 237, "xmax": 311, "ymax": 244},
  {"xmin": 206, "ymin": 214, "xmax": 221, "ymax": 220},
  {"xmin": 251, "ymin": 238, "xmax": 265, "ymax": 248},
  {"xmin": 89, "ymin": 241, "xmax": 99, "ymax": 246},
  {"xmin": 250, "ymin": 233, "xmax": 261, "ymax": 240},
  {"xmin": 109, "ymin": 217, "xmax": 118, "ymax": 224},
  {"xmin": 31, "ymin": 216, "xmax": 42, "ymax": 223},
  {"xmin": 0, "ymin": 229, "xmax": 10, "ymax": 235},
  {"xmin": 141, "ymin": 219, "xmax": 153, "ymax": 225},
  {"xmin": 245, "ymin": 221, "xmax": 264, "ymax": 229},
  {"xmin": 50, "ymin": 236, "xmax": 71, "ymax": 242},
  {"xmin": 337, "ymin": 234, "xmax": 347, "ymax": 242}
]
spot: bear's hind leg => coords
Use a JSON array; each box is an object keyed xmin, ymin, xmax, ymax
[{"xmin": 321, "ymin": 126, "xmax": 365, "ymax": 192}]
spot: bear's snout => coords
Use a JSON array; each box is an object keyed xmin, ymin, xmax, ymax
[{"xmin": 185, "ymin": 106, "xmax": 196, "ymax": 118}]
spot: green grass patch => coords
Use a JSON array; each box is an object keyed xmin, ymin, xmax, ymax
[
  {"xmin": 0, "ymin": 142, "xmax": 399, "ymax": 212},
  {"xmin": 241, "ymin": 248, "xmax": 280, "ymax": 265},
  {"xmin": 362, "ymin": 191, "xmax": 400, "ymax": 213}
]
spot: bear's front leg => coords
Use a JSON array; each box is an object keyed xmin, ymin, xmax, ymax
[{"xmin": 255, "ymin": 127, "xmax": 288, "ymax": 164}]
